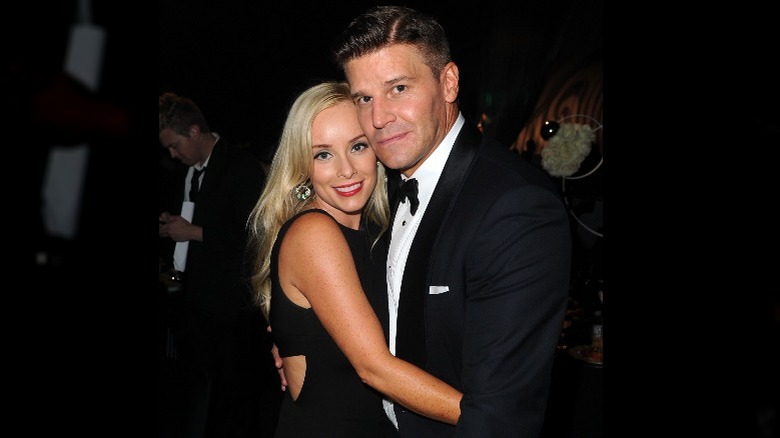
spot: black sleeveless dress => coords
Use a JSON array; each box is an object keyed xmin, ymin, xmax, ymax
[{"xmin": 270, "ymin": 209, "xmax": 397, "ymax": 437}]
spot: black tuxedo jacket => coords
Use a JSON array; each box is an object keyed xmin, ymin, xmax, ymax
[
  {"xmin": 388, "ymin": 123, "xmax": 572, "ymax": 437},
  {"xmin": 171, "ymin": 138, "xmax": 267, "ymax": 323}
]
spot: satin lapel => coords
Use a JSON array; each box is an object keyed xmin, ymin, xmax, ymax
[{"xmin": 395, "ymin": 124, "xmax": 481, "ymax": 367}]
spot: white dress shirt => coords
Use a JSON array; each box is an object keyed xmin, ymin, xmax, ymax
[
  {"xmin": 174, "ymin": 134, "xmax": 216, "ymax": 271},
  {"xmin": 383, "ymin": 114, "xmax": 465, "ymax": 427}
]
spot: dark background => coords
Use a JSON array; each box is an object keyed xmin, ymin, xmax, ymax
[{"xmin": 158, "ymin": 0, "xmax": 603, "ymax": 158}]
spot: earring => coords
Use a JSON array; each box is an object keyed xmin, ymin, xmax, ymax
[{"xmin": 294, "ymin": 184, "xmax": 312, "ymax": 201}]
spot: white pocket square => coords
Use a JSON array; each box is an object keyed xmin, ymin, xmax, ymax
[{"xmin": 429, "ymin": 285, "xmax": 449, "ymax": 295}]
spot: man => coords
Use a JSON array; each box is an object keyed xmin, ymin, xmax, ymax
[
  {"xmin": 158, "ymin": 92, "xmax": 280, "ymax": 437},
  {"xmin": 333, "ymin": 6, "xmax": 572, "ymax": 437}
]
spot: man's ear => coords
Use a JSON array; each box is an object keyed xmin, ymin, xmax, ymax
[
  {"xmin": 442, "ymin": 62, "xmax": 460, "ymax": 104},
  {"xmin": 188, "ymin": 124, "xmax": 200, "ymax": 138}
]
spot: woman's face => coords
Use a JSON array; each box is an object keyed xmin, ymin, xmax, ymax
[{"xmin": 310, "ymin": 101, "xmax": 376, "ymax": 229}]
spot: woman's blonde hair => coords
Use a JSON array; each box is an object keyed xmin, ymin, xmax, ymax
[{"xmin": 247, "ymin": 81, "xmax": 389, "ymax": 320}]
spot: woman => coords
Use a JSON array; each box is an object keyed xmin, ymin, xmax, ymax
[{"xmin": 247, "ymin": 81, "xmax": 461, "ymax": 437}]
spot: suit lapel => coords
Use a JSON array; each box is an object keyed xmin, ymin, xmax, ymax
[
  {"xmin": 395, "ymin": 124, "xmax": 481, "ymax": 367},
  {"xmin": 197, "ymin": 139, "xmax": 225, "ymax": 197}
]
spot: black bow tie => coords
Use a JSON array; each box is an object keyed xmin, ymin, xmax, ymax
[{"xmin": 399, "ymin": 178, "xmax": 419, "ymax": 216}]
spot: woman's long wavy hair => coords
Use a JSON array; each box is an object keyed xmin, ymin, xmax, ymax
[{"xmin": 246, "ymin": 81, "xmax": 389, "ymax": 320}]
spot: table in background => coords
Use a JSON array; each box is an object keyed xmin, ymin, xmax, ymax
[{"xmin": 541, "ymin": 291, "xmax": 603, "ymax": 438}]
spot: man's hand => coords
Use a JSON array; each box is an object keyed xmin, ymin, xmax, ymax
[
  {"xmin": 159, "ymin": 214, "xmax": 194, "ymax": 242},
  {"xmin": 268, "ymin": 325, "xmax": 287, "ymax": 391}
]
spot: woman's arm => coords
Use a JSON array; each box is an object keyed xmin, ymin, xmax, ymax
[{"xmin": 280, "ymin": 213, "xmax": 462, "ymax": 425}]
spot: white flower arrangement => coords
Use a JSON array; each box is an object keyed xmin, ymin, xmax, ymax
[{"xmin": 541, "ymin": 123, "xmax": 595, "ymax": 177}]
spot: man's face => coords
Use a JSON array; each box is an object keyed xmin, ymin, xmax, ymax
[
  {"xmin": 160, "ymin": 127, "xmax": 198, "ymax": 167},
  {"xmin": 345, "ymin": 44, "xmax": 458, "ymax": 177}
]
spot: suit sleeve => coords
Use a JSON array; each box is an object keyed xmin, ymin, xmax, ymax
[{"xmin": 456, "ymin": 184, "xmax": 571, "ymax": 437}]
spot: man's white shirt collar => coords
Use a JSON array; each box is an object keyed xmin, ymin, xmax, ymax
[{"xmin": 403, "ymin": 113, "xmax": 465, "ymax": 201}]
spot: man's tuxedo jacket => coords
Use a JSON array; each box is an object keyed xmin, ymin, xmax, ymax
[{"xmin": 386, "ymin": 123, "xmax": 572, "ymax": 437}]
